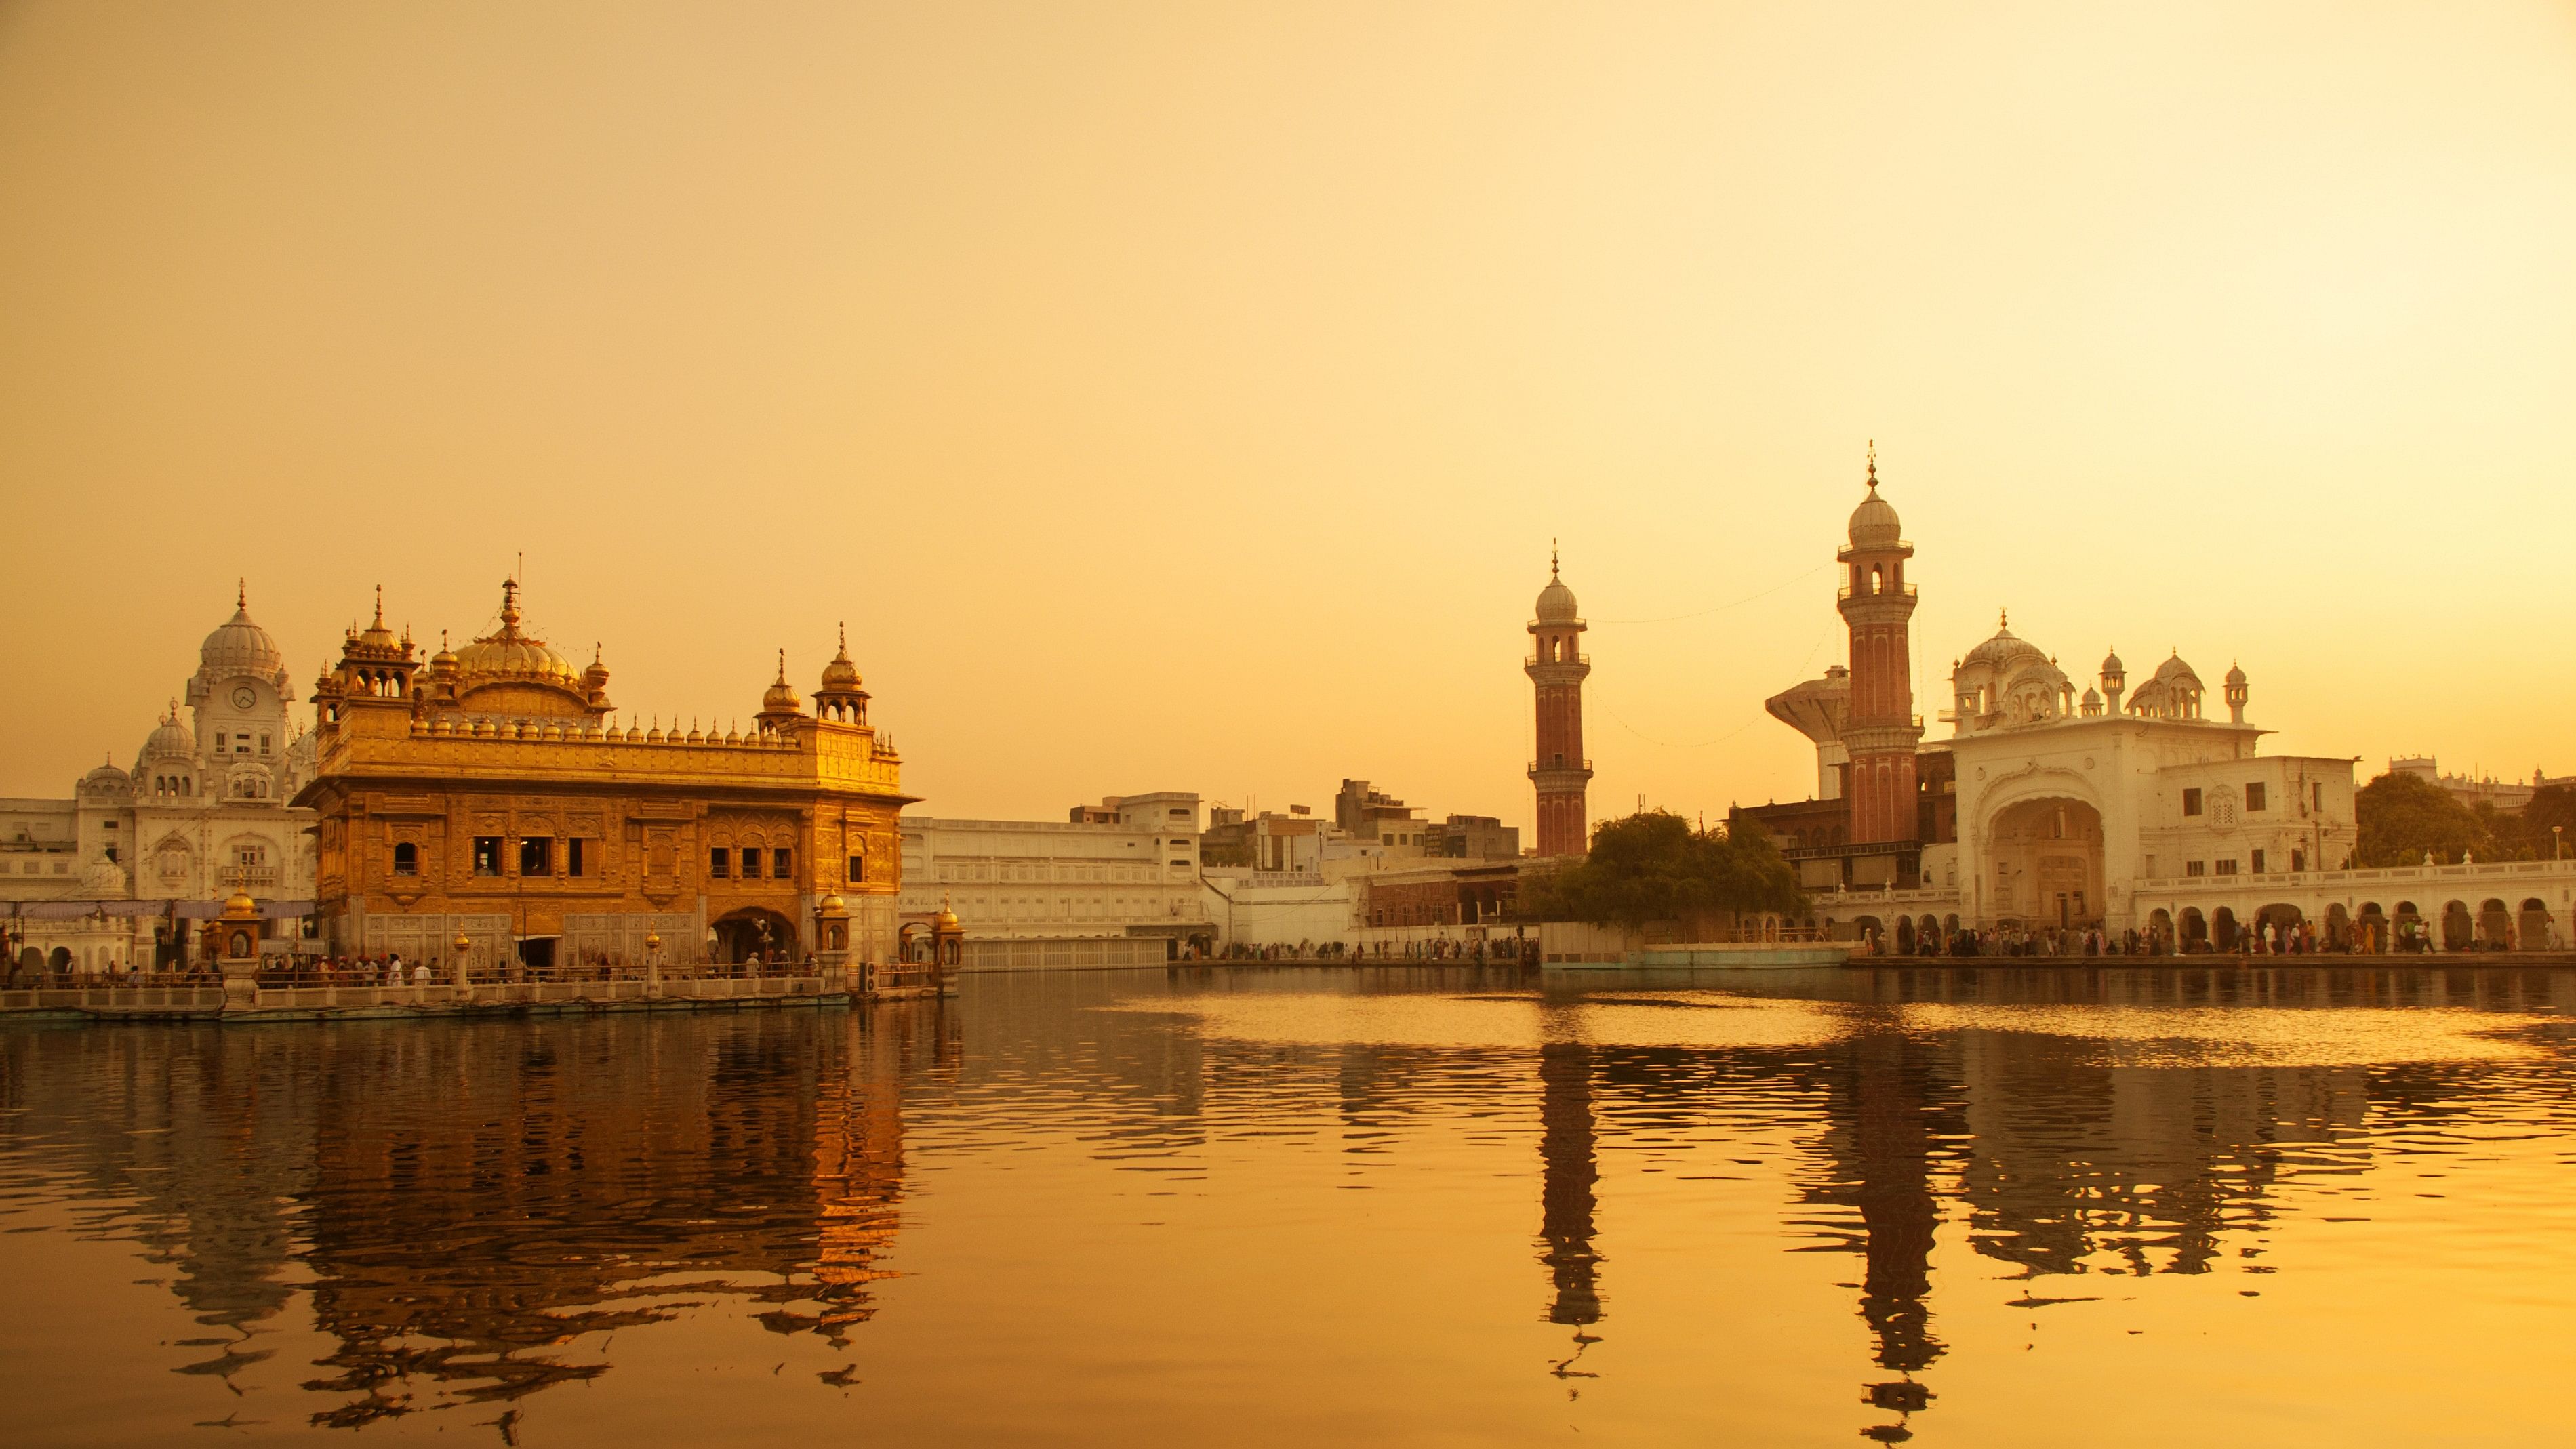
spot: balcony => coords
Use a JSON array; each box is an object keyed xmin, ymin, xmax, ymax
[
  {"xmin": 1527, "ymin": 759, "xmax": 1594, "ymax": 774},
  {"xmin": 1836, "ymin": 584, "xmax": 1920, "ymax": 601},
  {"xmin": 1524, "ymin": 653, "xmax": 1591, "ymax": 668}
]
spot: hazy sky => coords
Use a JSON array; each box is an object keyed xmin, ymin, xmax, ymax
[{"xmin": 3, "ymin": 2, "xmax": 2571, "ymax": 830}]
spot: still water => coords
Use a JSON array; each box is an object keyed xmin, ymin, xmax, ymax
[{"xmin": 4, "ymin": 966, "xmax": 2574, "ymax": 1446}]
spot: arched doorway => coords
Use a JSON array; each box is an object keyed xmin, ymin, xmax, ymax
[
  {"xmin": 2213, "ymin": 906, "xmax": 2240, "ymax": 951},
  {"xmin": 2520, "ymin": 898, "xmax": 2557, "ymax": 952},
  {"xmin": 2357, "ymin": 903, "xmax": 2387, "ymax": 952},
  {"xmin": 1895, "ymin": 917, "xmax": 1916, "ymax": 954},
  {"xmin": 47, "ymin": 946, "xmax": 72, "ymax": 975},
  {"xmin": 2441, "ymin": 901, "xmax": 2473, "ymax": 950},
  {"xmin": 2477, "ymin": 899, "xmax": 2512, "ymax": 949},
  {"xmin": 2325, "ymin": 903, "xmax": 2350, "ymax": 950},
  {"xmin": 2254, "ymin": 904, "xmax": 2303, "ymax": 951},
  {"xmin": 711, "ymin": 908, "xmax": 798, "ymax": 966},
  {"xmin": 2147, "ymin": 908, "xmax": 2174, "ymax": 950},
  {"xmin": 2179, "ymin": 907, "xmax": 2207, "ymax": 951},
  {"xmin": 1986, "ymin": 794, "xmax": 2107, "ymax": 928}
]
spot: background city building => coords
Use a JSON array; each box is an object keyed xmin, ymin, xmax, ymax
[
  {"xmin": 2386, "ymin": 758, "xmax": 2575, "ymax": 816},
  {"xmin": 899, "ymin": 792, "xmax": 1213, "ymax": 968}
]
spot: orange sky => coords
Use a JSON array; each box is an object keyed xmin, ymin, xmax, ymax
[{"xmin": 3, "ymin": 2, "xmax": 2571, "ymax": 831}]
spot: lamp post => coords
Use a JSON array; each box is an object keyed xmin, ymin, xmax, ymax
[
  {"xmin": 645, "ymin": 930, "xmax": 662, "ymax": 996},
  {"xmin": 452, "ymin": 931, "xmax": 470, "ymax": 991}
]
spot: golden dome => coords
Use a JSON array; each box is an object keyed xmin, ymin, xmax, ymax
[
  {"xmin": 355, "ymin": 585, "xmax": 399, "ymax": 651},
  {"xmin": 932, "ymin": 905, "xmax": 961, "ymax": 931},
  {"xmin": 820, "ymin": 624, "xmax": 862, "ymax": 691},
  {"xmin": 762, "ymin": 649, "xmax": 804, "ymax": 713},
  {"xmin": 453, "ymin": 579, "xmax": 582, "ymax": 689},
  {"xmin": 221, "ymin": 891, "xmax": 258, "ymax": 918}
]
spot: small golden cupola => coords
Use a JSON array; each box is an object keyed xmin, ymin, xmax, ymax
[
  {"xmin": 581, "ymin": 644, "xmax": 613, "ymax": 712},
  {"xmin": 755, "ymin": 649, "xmax": 807, "ymax": 735},
  {"xmin": 813, "ymin": 623, "xmax": 870, "ymax": 724},
  {"xmin": 423, "ymin": 630, "xmax": 462, "ymax": 709},
  {"xmin": 316, "ymin": 585, "xmax": 421, "ymax": 729}
]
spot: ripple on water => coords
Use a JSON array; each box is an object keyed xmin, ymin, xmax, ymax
[
  {"xmin": 1100, "ymin": 989, "xmax": 1851, "ymax": 1051},
  {"xmin": 1896, "ymin": 1001, "xmax": 2557, "ymax": 1066}
]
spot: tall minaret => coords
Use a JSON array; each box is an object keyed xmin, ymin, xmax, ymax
[
  {"xmin": 1527, "ymin": 548, "xmax": 1594, "ymax": 857},
  {"xmin": 1838, "ymin": 445, "xmax": 1923, "ymax": 846}
]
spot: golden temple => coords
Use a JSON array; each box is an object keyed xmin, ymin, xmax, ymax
[{"xmin": 293, "ymin": 579, "xmax": 914, "ymax": 973}]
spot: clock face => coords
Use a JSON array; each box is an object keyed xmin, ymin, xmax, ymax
[{"xmin": 230, "ymin": 686, "xmax": 258, "ymax": 710}]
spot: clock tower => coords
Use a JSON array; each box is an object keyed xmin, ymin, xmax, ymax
[{"xmin": 184, "ymin": 580, "xmax": 302, "ymax": 794}]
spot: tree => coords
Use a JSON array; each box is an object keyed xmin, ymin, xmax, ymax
[
  {"xmin": 2488, "ymin": 783, "xmax": 2576, "ymax": 861},
  {"xmin": 1520, "ymin": 810, "xmax": 1804, "ymax": 927},
  {"xmin": 2527, "ymin": 784, "xmax": 2576, "ymax": 859},
  {"xmin": 2352, "ymin": 771, "xmax": 2491, "ymax": 866}
]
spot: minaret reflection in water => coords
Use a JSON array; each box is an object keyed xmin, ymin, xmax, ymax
[
  {"xmin": 1530, "ymin": 1008, "xmax": 1959, "ymax": 1439},
  {"xmin": 1805, "ymin": 1027, "xmax": 1961, "ymax": 1442},
  {"xmin": 1535, "ymin": 1041, "xmax": 1602, "ymax": 1381}
]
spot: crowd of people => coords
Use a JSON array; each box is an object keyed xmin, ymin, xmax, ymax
[
  {"xmin": 0, "ymin": 949, "xmax": 823, "ymax": 992},
  {"xmin": 1209, "ymin": 936, "xmax": 1532, "ymax": 964},
  {"xmin": 1864, "ymin": 916, "xmax": 2544, "ymax": 957}
]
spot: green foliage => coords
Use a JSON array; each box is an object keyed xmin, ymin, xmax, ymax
[
  {"xmin": 1519, "ymin": 810, "xmax": 1805, "ymax": 926},
  {"xmin": 2523, "ymin": 785, "xmax": 2576, "ymax": 857},
  {"xmin": 2352, "ymin": 771, "xmax": 2491, "ymax": 866},
  {"xmin": 2482, "ymin": 783, "xmax": 2576, "ymax": 861}
]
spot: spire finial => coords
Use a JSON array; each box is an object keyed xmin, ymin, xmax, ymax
[
  {"xmin": 499, "ymin": 576, "xmax": 521, "ymax": 632},
  {"xmin": 236, "ymin": 578, "xmax": 247, "ymax": 610},
  {"xmin": 1999, "ymin": 607, "xmax": 2009, "ymax": 630},
  {"xmin": 372, "ymin": 584, "xmax": 384, "ymax": 627},
  {"xmin": 776, "ymin": 647, "xmax": 788, "ymax": 684},
  {"xmin": 838, "ymin": 621, "xmax": 848, "ymax": 655},
  {"xmin": 1550, "ymin": 539, "xmax": 1560, "ymax": 579},
  {"xmin": 1866, "ymin": 438, "xmax": 1878, "ymax": 491}
]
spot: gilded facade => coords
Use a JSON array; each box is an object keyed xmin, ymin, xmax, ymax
[{"xmin": 294, "ymin": 580, "xmax": 914, "ymax": 971}]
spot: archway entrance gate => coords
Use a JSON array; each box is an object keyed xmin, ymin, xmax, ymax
[{"xmin": 1984, "ymin": 795, "xmax": 2108, "ymax": 931}]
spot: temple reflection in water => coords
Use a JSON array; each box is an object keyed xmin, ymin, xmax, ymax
[
  {"xmin": 4, "ymin": 965, "xmax": 2569, "ymax": 1442},
  {"xmin": 0, "ymin": 1006, "xmax": 954, "ymax": 1427}
]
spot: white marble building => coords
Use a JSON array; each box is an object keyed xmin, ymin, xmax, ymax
[
  {"xmin": 897, "ymin": 792, "xmax": 1217, "ymax": 969},
  {"xmin": 1923, "ymin": 617, "xmax": 2360, "ymax": 937},
  {"xmin": 1753, "ymin": 468, "xmax": 2407, "ymax": 948},
  {"xmin": 3, "ymin": 588, "xmax": 318, "ymax": 976}
]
